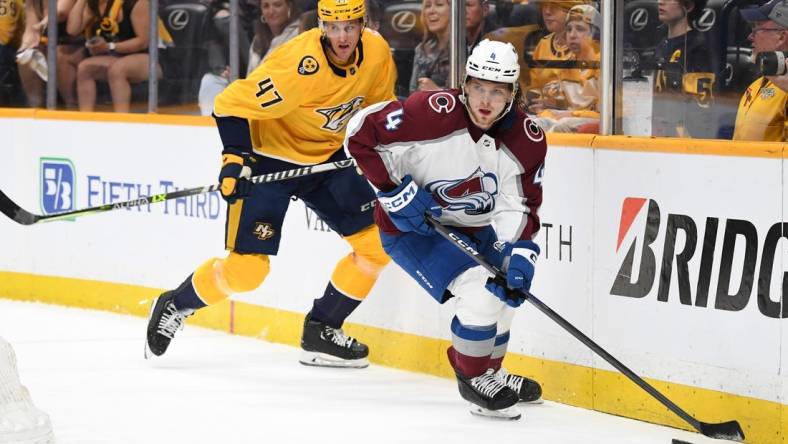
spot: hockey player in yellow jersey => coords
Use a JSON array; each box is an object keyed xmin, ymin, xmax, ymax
[
  {"xmin": 213, "ymin": 9, "xmax": 397, "ymax": 164},
  {"xmin": 145, "ymin": 0, "xmax": 397, "ymax": 368}
]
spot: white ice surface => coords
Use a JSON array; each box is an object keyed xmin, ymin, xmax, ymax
[{"xmin": 0, "ymin": 299, "xmax": 730, "ymax": 444}]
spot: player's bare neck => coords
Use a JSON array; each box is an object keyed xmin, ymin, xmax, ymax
[{"xmin": 327, "ymin": 47, "xmax": 356, "ymax": 67}]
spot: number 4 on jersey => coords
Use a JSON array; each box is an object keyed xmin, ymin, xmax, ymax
[
  {"xmin": 534, "ymin": 164, "xmax": 544, "ymax": 186},
  {"xmin": 385, "ymin": 109, "xmax": 403, "ymax": 131}
]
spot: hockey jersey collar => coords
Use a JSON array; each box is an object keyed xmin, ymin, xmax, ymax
[{"xmin": 321, "ymin": 38, "xmax": 365, "ymax": 78}]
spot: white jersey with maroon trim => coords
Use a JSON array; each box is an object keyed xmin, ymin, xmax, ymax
[{"xmin": 345, "ymin": 89, "xmax": 546, "ymax": 242}]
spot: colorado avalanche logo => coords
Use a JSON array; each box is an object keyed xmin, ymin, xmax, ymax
[
  {"xmin": 425, "ymin": 168, "xmax": 498, "ymax": 216},
  {"xmin": 523, "ymin": 117, "xmax": 544, "ymax": 142},
  {"xmin": 428, "ymin": 92, "xmax": 456, "ymax": 114}
]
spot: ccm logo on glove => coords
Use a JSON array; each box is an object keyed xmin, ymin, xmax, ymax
[
  {"xmin": 377, "ymin": 175, "xmax": 442, "ymax": 235},
  {"xmin": 379, "ymin": 181, "xmax": 418, "ymax": 212}
]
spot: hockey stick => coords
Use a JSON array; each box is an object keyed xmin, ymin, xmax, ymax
[
  {"xmin": 0, "ymin": 159, "xmax": 357, "ymax": 226},
  {"xmin": 426, "ymin": 217, "xmax": 745, "ymax": 442}
]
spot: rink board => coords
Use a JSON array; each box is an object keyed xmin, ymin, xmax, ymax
[{"xmin": 0, "ymin": 110, "xmax": 785, "ymax": 443}]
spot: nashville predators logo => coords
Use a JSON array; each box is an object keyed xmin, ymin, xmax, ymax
[
  {"xmin": 316, "ymin": 96, "xmax": 364, "ymax": 132},
  {"xmin": 298, "ymin": 56, "xmax": 319, "ymax": 75},
  {"xmin": 253, "ymin": 222, "xmax": 276, "ymax": 240}
]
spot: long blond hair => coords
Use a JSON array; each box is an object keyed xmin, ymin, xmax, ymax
[{"xmin": 419, "ymin": 0, "xmax": 450, "ymax": 47}]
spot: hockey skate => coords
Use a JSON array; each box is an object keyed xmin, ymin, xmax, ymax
[
  {"xmin": 299, "ymin": 314, "xmax": 369, "ymax": 368},
  {"xmin": 496, "ymin": 368, "xmax": 543, "ymax": 404},
  {"xmin": 456, "ymin": 368, "xmax": 521, "ymax": 420},
  {"xmin": 144, "ymin": 291, "xmax": 193, "ymax": 359}
]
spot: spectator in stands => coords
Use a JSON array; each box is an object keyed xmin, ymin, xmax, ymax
[
  {"xmin": 411, "ymin": 0, "xmax": 500, "ymax": 93},
  {"xmin": 651, "ymin": 0, "xmax": 714, "ymax": 138},
  {"xmin": 410, "ymin": 0, "xmax": 450, "ymax": 93},
  {"xmin": 0, "ymin": 0, "xmax": 24, "ymax": 105},
  {"xmin": 365, "ymin": 0, "xmax": 383, "ymax": 31},
  {"xmin": 466, "ymin": 0, "xmax": 492, "ymax": 51},
  {"xmin": 483, "ymin": 2, "xmax": 544, "ymax": 95},
  {"xmin": 199, "ymin": 0, "xmax": 301, "ymax": 115},
  {"xmin": 204, "ymin": 0, "xmax": 256, "ymax": 81},
  {"xmin": 66, "ymin": 0, "xmax": 162, "ymax": 112},
  {"xmin": 523, "ymin": 0, "xmax": 589, "ymax": 114},
  {"xmin": 491, "ymin": 0, "xmax": 537, "ymax": 28},
  {"xmin": 298, "ymin": 9, "xmax": 318, "ymax": 32},
  {"xmin": 19, "ymin": 0, "xmax": 86, "ymax": 109},
  {"xmin": 247, "ymin": 0, "xmax": 301, "ymax": 75},
  {"xmin": 531, "ymin": 3, "xmax": 600, "ymax": 132},
  {"xmin": 733, "ymin": 0, "xmax": 788, "ymax": 141}
]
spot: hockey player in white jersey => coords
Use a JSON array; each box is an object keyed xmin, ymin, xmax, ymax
[{"xmin": 345, "ymin": 40, "xmax": 547, "ymax": 419}]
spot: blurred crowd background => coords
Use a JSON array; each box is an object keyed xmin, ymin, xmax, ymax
[{"xmin": 0, "ymin": 0, "xmax": 773, "ymax": 140}]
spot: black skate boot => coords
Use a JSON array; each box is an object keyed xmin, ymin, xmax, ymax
[
  {"xmin": 299, "ymin": 313, "xmax": 369, "ymax": 368},
  {"xmin": 144, "ymin": 291, "xmax": 194, "ymax": 359},
  {"xmin": 495, "ymin": 368, "xmax": 543, "ymax": 404},
  {"xmin": 455, "ymin": 368, "xmax": 521, "ymax": 420}
]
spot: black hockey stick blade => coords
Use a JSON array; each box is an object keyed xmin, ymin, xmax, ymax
[
  {"xmin": 698, "ymin": 420, "xmax": 745, "ymax": 441},
  {"xmin": 0, "ymin": 189, "xmax": 39, "ymax": 225},
  {"xmin": 0, "ymin": 159, "xmax": 357, "ymax": 226}
]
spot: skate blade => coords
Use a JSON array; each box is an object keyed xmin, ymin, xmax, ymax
[
  {"xmin": 299, "ymin": 351, "xmax": 369, "ymax": 369},
  {"xmin": 520, "ymin": 397, "xmax": 544, "ymax": 405},
  {"xmin": 144, "ymin": 341, "xmax": 155, "ymax": 360},
  {"xmin": 143, "ymin": 299, "xmax": 158, "ymax": 360},
  {"xmin": 468, "ymin": 404, "xmax": 521, "ymax": 420}
]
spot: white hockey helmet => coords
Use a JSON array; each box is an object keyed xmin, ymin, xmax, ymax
[
  {"xmin": 465, "ymin": 39, "xmax": 521, "ymax": 85},
  {"xmin": 462, "ymin": 39, "xmax": 521, "ymax": 124}
]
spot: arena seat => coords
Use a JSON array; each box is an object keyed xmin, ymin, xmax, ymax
[
  {"xmin": 158, "ymin": 1, "xmax": 213, "ymax": 105},
  {"xmin": 379, "ymin": 0, "xmax": 422, "ymax": 98}
]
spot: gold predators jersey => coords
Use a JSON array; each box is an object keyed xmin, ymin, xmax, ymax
[
  {"xmin": 0, "ymin": 0, "xmax": 24, "ymax": 47},
  {"xmin": 214, "ymin": 28, "xmax": 397, "ymax": 165}
]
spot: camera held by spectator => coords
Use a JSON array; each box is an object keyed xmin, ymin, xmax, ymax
[{"xmin": 757, "ymin": 51, "xmax": 788, "ymax": 76}]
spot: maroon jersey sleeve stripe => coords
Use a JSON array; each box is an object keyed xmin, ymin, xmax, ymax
[{"xmin": 503, "ymin": 114, "xmax": 547, "ymax": 241}]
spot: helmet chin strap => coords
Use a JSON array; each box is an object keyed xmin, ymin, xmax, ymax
[{"xmin": 460, "ymin": 76, "xmax": 518, "ymax": 128}]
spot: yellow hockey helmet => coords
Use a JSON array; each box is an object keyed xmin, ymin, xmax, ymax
[{"xmin": 317, "ymin": 0, "xmax": 366, "ymax": 22}]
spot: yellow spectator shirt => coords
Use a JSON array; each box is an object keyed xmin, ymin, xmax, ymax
[
  {"xmin": 0, "ymin": 0, "xmax": 24, "ymax": 47},
  {"xmin": 526, "ymin": 32, "xmax": 571, "ymax": 93},
  {"xmin": 214, "ymin": 28, "xmax": 397, "ymax": 165},
  {"xmin": 733, "ymin": 77, "xmax": 788, "ymax": 142}
]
